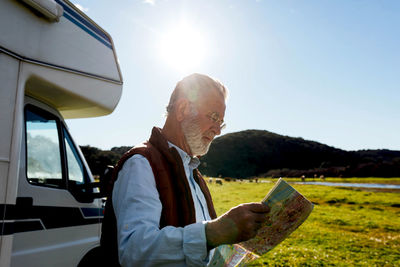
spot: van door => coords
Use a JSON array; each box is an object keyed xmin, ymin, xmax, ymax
[
  {"xmin": 10, "ymin": 98, "xmax": 102, "ymax": 267},
  {"xmin": 0, "ymin": 51, "xmax": 21, "ymax": 267}
]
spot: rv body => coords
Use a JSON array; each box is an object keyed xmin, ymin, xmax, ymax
[{"xmin": 0, "ymin": 0, "xmax": 123, "ymax": 266}]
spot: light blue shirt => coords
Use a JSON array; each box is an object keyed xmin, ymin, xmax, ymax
[{"xmin": 112, "ymin": 142, "xmax": 213, "ymax": 267}]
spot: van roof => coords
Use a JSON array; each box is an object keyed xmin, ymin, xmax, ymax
[{"xmin": 0, "ymin": 0, "xmax": 123, "ymax": 118}]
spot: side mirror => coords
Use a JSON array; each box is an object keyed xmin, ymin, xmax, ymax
[{"xmin": 99, "ymin": 165, "xmax": 114, "ymax": 196}]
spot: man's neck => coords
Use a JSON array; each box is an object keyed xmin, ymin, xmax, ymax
[{"xmin": 162, "ymin": 119, "xmax": 193, "ymax": 157}]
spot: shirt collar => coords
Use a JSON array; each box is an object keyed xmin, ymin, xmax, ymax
[{"xmin": 168, "ymin": 142, "xmax": 200, "ymax": 169}]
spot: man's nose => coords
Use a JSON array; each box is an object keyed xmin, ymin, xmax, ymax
[{"xmin": 212, "ymin": 124, "xmax": 221, "ymax": 136}]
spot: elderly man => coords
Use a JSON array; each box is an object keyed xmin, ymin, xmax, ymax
[{"xmin": 103, "ymin": 73, "xmax": 270, "ymax": 266}]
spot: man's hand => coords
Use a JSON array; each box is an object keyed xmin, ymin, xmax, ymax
[{"xmin": 205, "ymin": 202, "xmax": 270, "ymax": 249}]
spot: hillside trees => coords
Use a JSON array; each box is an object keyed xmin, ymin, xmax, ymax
[
  {"xmin": 80, "ymin": 146, "xmax": 124, "ymax": 176},
  {"xmin": 79, "ymin": 130, "xmax": 400, "ymax": 178}
]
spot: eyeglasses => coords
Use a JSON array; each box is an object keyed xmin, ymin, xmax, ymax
[{"xmin": 207, "ymin": 112, "xmax": 226, "ymax": 130}]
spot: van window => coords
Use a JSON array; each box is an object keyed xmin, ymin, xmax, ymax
[
  {"xmin": 63, "ymin": 128, "xmax": 85, "ymax": 184},
  {"xmin": 25, "ymin": 107, "xmax": 63, "ymax": 187},
  {"xmin": 25, "ymin": 105, "xmax": 92, "ymax": 201}
]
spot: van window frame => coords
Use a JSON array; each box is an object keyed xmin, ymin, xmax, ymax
[
  {"xmin": 62, "ymin": 125, "xmax": 91, "ymax": 186},
  {"xmin": 24, "ymin": 104, "xmax": 92, "ymax": 201}
]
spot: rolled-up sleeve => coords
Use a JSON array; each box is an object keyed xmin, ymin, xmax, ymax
[{"xmin": 112, "ymin": 155, "xmax": 209, "ymax": 267}]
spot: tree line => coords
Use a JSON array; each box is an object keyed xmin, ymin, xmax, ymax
[
  {"xmin": 80, "ymin": 146, "xmax": 130, "ymax": 176},
  {"xmin": 81, "ymin": 130, "xmax": 400, "ymax": 178}
]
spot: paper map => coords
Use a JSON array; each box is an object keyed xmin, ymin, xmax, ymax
[{"xmin": 209, "ymin": 178, "xmax": 313, "ymax": 266}]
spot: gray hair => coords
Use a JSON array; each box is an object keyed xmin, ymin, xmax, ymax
[{"xmin": 166, "ymin": 73, "xmax": 228, "ymax": 115}]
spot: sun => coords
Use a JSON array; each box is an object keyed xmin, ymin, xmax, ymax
[{"xmin": 158, "ymin": 24, "xmax": 207, "ymax": 72}]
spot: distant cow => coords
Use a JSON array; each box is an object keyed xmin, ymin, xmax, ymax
[{"xmin": 216, "ymin": 179, "xmax": 223, "ymax": 185}]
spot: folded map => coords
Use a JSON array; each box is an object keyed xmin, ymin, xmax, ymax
[{"xmin": 209, "ymin": 178, "xmax": 314, "ymax": 266}]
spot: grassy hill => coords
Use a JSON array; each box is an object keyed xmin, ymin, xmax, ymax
[
  {"xmin": 199, "ymin": 130, "xmax": 400, "ymax": 178},
  {"xmin": 80, "ymin": 129, "xmax": 400, "ymax": 178}
]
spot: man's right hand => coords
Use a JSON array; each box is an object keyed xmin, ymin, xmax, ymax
[{"xmin": 205, "ymin": 202, "xmax": 270, "ymax": 249}]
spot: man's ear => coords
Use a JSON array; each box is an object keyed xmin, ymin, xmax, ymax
[{"xmin": 175, "ymin": 98, "xmax": 190, "ymax": 122}]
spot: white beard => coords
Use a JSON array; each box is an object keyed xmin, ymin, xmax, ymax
[{"xmin": 182, "ymin": 115, "xmax": 211, "ymax": 156}]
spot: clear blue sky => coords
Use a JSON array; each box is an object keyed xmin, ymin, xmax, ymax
[{"xmin": 67, "ymin": 0, "xmax": 400, "ymax": 151}]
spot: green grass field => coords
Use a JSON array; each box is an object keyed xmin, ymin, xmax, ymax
[{"xmin": 207, "ymin": 178, "xmax": 400, "ymax": 266}]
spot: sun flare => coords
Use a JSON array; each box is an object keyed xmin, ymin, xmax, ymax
[{"xmin": 158, "ymin": 24, "xmax": 207, "ymax": 72}]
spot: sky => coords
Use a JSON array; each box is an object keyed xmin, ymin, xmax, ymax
[{"xmin": 67, "ymin": 0, "xmax": 400, "ymax": 152}]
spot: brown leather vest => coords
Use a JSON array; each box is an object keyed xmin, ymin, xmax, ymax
[{"xmin": 101, "ymin": 127, "xmax": 216, "ymax": 266}]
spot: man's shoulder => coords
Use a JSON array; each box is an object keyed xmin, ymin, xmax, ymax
[
  {"xmin": 117, "ymin": 139, "xmax": 168, "ymax": 172},
  {"xmin": 124, "ymin": 153, "xmax": 148, "ymax": 164},
  {"xmin": 119, "ymin": 154, "xmax": 153, "ymax": 178},
  {"xmin": 122, "ymin": 141, "xmax": 160, "ymax": 160}
]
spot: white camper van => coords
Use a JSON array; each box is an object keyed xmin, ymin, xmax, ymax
[{"xmin": 0, "ymin": 0, "xmax": 123, "ymax": 266}]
